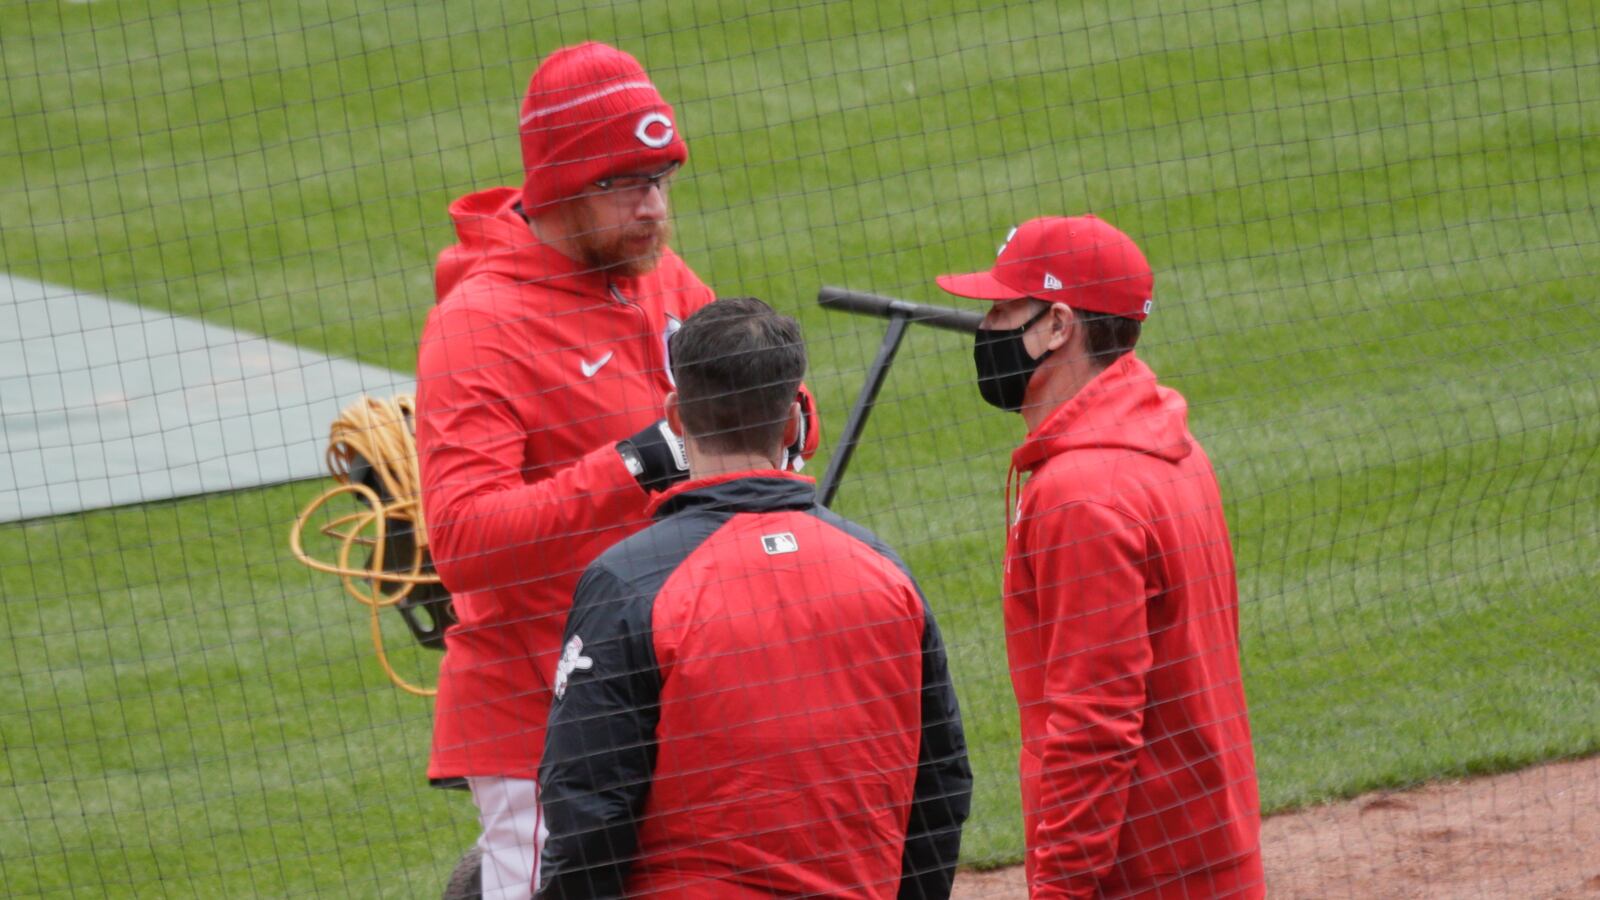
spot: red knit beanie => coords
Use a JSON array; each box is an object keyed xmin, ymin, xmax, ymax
[{"xmin": 519, "ymin": 42, "xmax": 688, "ymax": 211}]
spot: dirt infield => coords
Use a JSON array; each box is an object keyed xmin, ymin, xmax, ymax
[{"xmin": 951, "ymin": 755, "xmax": 1600, "ymax": 899}]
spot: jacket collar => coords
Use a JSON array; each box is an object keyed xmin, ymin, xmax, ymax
[
  {"xmin": 647, "ymin": 469, "xmax": 818, "ymax": 519},
  {"xmin": 1010, "ymin": 352, "xmax": 1192, "ymax": 474},
  {"xmin": 437, "ymin": 186, "xmax": 653, "ymax": 301}
]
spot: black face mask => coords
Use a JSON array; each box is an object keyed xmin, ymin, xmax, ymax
[{"xmin": 974, "ymin": 306, "xmax": 1053, "ymax": 412}]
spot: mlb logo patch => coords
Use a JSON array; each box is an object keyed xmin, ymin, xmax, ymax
[{"xmin": 761, "ymin": 532, "xmax": 799, "ymax": 555}]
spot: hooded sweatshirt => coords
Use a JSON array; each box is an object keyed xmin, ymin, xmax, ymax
[
  {"xmin": 1004, "ymin": 353, "xmax": 1262, "ymax": 899},
  {"xmin": 415, "ymin": 186, "xmax": 714, "ymax": 779}
]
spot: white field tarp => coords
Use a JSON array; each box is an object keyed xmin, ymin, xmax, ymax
[{"xmin": 1, "ymin": 274, "xmax": 414, "ymax": 522}]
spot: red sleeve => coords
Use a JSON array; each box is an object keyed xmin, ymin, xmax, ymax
[
  {"xmin": 1025, "ymin": 500, "xmax": 1154, "ymax": 899},
  {"xmin": 415, "ymin": 301, "xmax": 648, "ymax": 597}
]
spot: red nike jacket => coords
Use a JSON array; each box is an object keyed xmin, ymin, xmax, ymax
[
  {"xmin": 1004, "ymin": 354, "xmax": 1263, "ymax": 899},
  {"xmin": 416, "ymin": 186, "xmax": 715, "ymax": 780},
  {"xmin": 538, "ymin": 472, "xmax": 973, "ymax": 899}
]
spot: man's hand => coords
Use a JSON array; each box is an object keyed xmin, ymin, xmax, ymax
[
  {"xmin": 783, "ymin": 385, "xmax": 822, "ymax": 472},
  {"xmin": 617, "ymin": 419, "xmax": 689, "ymax": 492}
]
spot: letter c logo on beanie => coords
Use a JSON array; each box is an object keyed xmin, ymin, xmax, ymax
[
  {"xmin": 519, "ymin": 42, "xmax": 688, "ymax": 210},
  {"xmin": 635, "ymin": 112, "xmax": 675, "ymax": 148}
]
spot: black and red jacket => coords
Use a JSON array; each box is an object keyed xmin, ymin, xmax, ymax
[{"xmin": 538, "ymin": 471, "xmax": 972, "ymax": 899}]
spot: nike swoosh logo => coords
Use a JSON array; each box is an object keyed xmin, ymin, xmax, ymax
[{"xmin": 580, "ymin": 351, "xmax": 614, "ymax": 378}]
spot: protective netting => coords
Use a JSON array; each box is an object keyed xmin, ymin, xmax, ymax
[{"xmin": 2, "ymin": 1, "xmax": 1597, "ymax": 896}]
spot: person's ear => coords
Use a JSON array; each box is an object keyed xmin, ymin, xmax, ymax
[
  {"xmin": 780, "ymin": 400, "xmax": 802, "ymax": 449},
  {"xmin": 1043, "ymin": 303, "xmax": 1076, "ymax": 353},
  {"xmin": 664, "ymin": 392, "xmax": 684, "ymax": 435}
]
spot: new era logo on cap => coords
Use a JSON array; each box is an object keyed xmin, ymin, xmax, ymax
[
  {"xmin": 1043, "ymin": 272, "xmax": 1063, "ymax": 291},
  {"xmin": 761, "ymin": 532, "xmax": 798, "ymax": 555}
]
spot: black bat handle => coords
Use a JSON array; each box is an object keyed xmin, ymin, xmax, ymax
[
  {"xmin": 817, "ymin": 286, "xmax": 984, "ymax": 334},
  {"xmin": 814, "ymin": 285, "xmax": 986, "ymax": 507}
]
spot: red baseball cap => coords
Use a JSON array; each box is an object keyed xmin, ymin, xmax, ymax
[
  {"xmin": 518, "ymin": 42, "xmax": 688, "ymax": 210},
  {"xmin": 936, "ymin": 215, "xmax": 1155, "ymax": 320}
]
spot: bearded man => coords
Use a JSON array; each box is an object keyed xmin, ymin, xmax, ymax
[{"xmin": 414, "ymin": 42, "xmax": 817, "ymax": 899}]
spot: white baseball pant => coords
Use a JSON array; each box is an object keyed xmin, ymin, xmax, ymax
[{"xmin": 467, "ymin": 776, "xmax": 547, "ymax": 900}]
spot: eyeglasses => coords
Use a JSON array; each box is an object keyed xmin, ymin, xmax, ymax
[{"xmin": 593, "ymin": 162, "xmax": 680, "ymax": 198}]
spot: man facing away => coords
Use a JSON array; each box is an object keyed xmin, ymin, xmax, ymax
[
  {"xmin": 415, "ymin": 43, "xmax": 815, "ymax": 899},
  {"xmin": 537, "ymin": 297, "xmax": 972, "ymax": 898},
  {"xmin": 938, "ymin": 216, "xmax": 1263, "ymax": 898}
]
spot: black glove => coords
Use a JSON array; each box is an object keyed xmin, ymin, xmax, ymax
[{"xmin": 616, "ymin": 419, "xmax": 689, "ymax": 492}]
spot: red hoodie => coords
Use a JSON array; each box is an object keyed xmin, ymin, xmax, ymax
[
  {"xmin": 415, "ymin": 186, "xmax": 715, "ymax": 779},
  {"xmin": 1004, "ymin": 353, "xmax": 1263, "ymax": 899}
]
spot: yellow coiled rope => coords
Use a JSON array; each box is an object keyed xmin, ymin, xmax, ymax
[{"xmin": 289, "ymin": 395, "xmax": 441, "ymax": 697}]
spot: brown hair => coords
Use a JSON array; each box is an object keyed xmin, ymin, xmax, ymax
[
  {"xmin": 1076, "ymin": 308, "xmax": 1141, "ymax": 367},
  {"xmin": 669, "ymin": 297, "xmax": 807, "ymax": 455}
]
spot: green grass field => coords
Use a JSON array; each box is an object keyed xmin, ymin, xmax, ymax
[{"xmin": 3, "ymin": 0, "xmax": 1599, "ymax": 895}]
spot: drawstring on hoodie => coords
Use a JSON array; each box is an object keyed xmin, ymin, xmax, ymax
[
  {"xmin": 1004, "ymin": 462, "xmax": 1023, "ymax": 551},
  {"xmin": 1002, "ymin": 354, "xmax": 1192, "ymax": 558}
]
